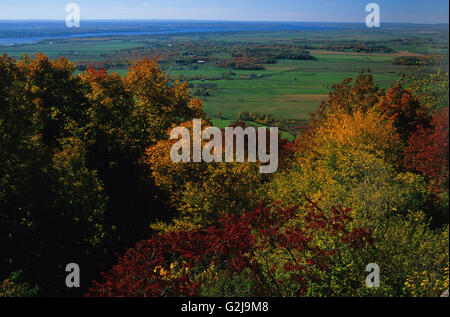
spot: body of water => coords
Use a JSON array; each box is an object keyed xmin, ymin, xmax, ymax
[{"xmin": 0, "ymin": 20, "xmax": 349, "ymax": 46}]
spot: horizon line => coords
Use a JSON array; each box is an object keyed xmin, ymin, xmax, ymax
[{"xmin": 0, "ymin": 18, "xmax": 448, "ymax": 25}]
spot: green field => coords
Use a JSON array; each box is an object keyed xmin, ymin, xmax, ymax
[
  {"xmin": 210, "ymin": 118, "xmax": 295, "ymax": 141},
  {"xmin": 107, "ymin": 53, "xmax": 410, "ymax": 120},
  {"xmin": 162, "ymin": 53, "xmax": 408, "ymax": 120}
]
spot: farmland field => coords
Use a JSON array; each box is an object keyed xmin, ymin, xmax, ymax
[{"xmin": 193, "ymin": 56, "xmax": 406, "ymax": 120}]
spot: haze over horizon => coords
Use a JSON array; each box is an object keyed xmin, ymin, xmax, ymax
[{"xmin": 0, "ymin": 0, "xmax": 448, "ymax": 24}]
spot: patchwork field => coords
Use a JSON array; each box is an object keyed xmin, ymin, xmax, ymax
[{"xmin": 187, "ymin": 55, "xmax": 409, "ymax": 120}]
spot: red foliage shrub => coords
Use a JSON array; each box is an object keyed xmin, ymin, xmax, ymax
[
  {"xmin": 404, "ymin": 107, "xmax": 449, "ymax": 187},
  {"xmin": 86, "ymin": 201, "xmax": 374, "ymax": 297}
]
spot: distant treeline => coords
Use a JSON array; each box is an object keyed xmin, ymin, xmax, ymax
[
  {"xmin": 217, "ymin": 45, "xmax": 317, "ymax": 70},
  {"xmin": 217, "ymin": 57, "xmax": 265, "ymax": 70},
  {"xmin": 106, "ymin": 40, "xmax": 317, "ymax": 69},
  {"xmin": 392, "ymin": 55, "xmax": 446, "ymax": 66},
  {"xmin": 77, "ymin": 41, "xmax": 318, "ymax": 72},
  {"xmin": 75, "ymin": 59, "xmax": 129, "ymax": 71},
  {"xmin": 321, "ymin": 44, "xmax": 394, "ymax": 53},
  {"xmin": 230, "ymin": 45, "xmax": 317, "ymax": 61},
  {"xmin": 237, "ymin": 111, "xmax": 308, "ymax": 132}
]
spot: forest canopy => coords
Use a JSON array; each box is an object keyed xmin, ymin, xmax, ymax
[{"xmin": 0, "ymin": 53, "xmax": 448, "ymax": 297}]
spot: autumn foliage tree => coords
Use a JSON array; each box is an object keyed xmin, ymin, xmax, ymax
[
  {"xmin": 404, "ymin": 107, "xmax": 449, "ymax": 188},
  {"xmin": 312, "ymin": 71, "xmax": 384, "ymax": 123},
  {"xmin": 377, "ymin": 83, "xmax": 431, "ymax": 141},
  {"xmin": 0, "ymin": 53, "xmax": 202, "ymax": 295},
  {"xmin": 1, "ymin": 51, "xmax": 448, "ymax": 298},
  {"xmin": 0, "ymin": 54, "xmax": 106, "ymax": 294},
  {"xmin": 87, "ymin": 201, "xmax": 374, "ymax": 297}
]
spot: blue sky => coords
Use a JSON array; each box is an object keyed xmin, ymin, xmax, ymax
[{"xmin": 0, "ymin": 0, "xmax": 448, "ymax": 23}]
